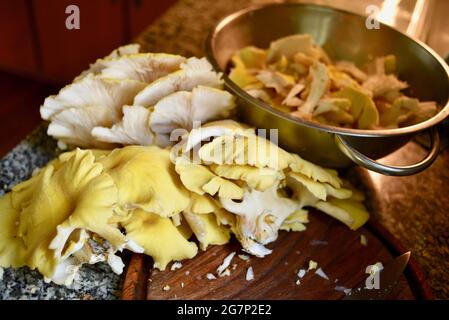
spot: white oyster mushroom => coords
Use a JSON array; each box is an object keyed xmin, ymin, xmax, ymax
[
  {"xmin": 40, "ymin": 75, "xmax": 145, "ymax": 120},
  {"xmin": 217, "ymin": 252, "xmax": 236, "ymax": 276},
  {"xmin": 92, "ymin": 105, "xmax": 154, "ymax": 145},
  {"xmin": 75, "ymin": 44, "xmax": 141, "ymax": 81},
  {"xmin": 99, "ymin": 53, "xmax": 186, "ymax": 83},
  {"xmin": 154, "ymin": 133, "xmax": 173, "ymax": 148},
  {"xmin": 47, "ymin": 105, "xmax": 118, "ymax": 148},
  {"xmin": 133, "ymin": 57, "xmax": 223, "ymax": 107},
  {"xmin": 220, "ymin": 183, "xmax": 299, "ymax": 251},
  {"xmin": 150, "ymin": 86, "xmax": 235, "ymax": 146},
  {"xmin": 42, "ymin": 76, "xmax": 145, "ymax": 147}
]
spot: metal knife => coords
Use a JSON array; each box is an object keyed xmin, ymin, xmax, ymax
[{"xmin": 343, "ymin": 251, "xmax": 411, "ymax": 300}]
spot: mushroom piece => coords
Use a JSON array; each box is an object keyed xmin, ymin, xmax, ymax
[
  {"xmin": 98, "ymin": 53, "xmax": 185, "ymax": 83},
  {"xmin": 293, "ymin": 62, "xmax": 330, "ymax": 117},
  {"xmin": 121, "ymin": 209, "xmax": 198, "ymax": 270},
  {"xmin": 267, "ymin": 34, "xmax": 322, "ymax": 63},
  {"xmin": 98, "ymin": 146, "xmax": 191, "ymax": 217},
  {"xmin": 40, "ymin": 75, "xmax": 145, "ymax": 121},
  {"xmin": 133, "ymin": 57, "xmax": 223, "ymax": 107},
  {"xmin": 332, "ymin": 86, "xmax": 380, "ymax": 129},
  {"xmin": 91, "ymin": 105, "xmax": 154, "ymax": 146},
  {"xmin": 220, "ymin": 183, "xmax": 300, "ymax": 250},
  {"xmin": 74, "ymin": 43, "xmax": 141, "ymax": 81},
  {"xmin": 175, "ymin": 156, "xmax": 244, "ymax": 199}
]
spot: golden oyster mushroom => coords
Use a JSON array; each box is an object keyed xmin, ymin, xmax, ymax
[
  {"xmin": 98, "ymin": 146, "xmax": 190, "ymax": 217},
  {"xmin": 121, "ymin": 209, "xmax": 198, "ymax": 270},
  {"xmin": 183, "ymin": 209, "xmax": 230, "ymax": 251},
  {"xmin": 332, "ymin": 86, "xmax": 380, "ymax": 129},
  {"xmin": 0, "ymin": 194, "xmax": 27, "ymax": 268},
  {"xmin": 175, "ymin": 156, "xmax": 243, "ymax": 199},
  {"xmin": 198, "ymin": 133, "xmax": 293, "ymax": 171},
  {"xmin": 209, "ymin": 163, "xmax": 284, "ymax": 192},
  {"xmin": 0, "ymin": 149, "xmax": 127, "ymax": 285}
]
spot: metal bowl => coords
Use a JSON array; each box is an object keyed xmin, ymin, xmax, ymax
[{"xmin": 206, "ymin": 3, "xmax": 449, "ymax": 176}]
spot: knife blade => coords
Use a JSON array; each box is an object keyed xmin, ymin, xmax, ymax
[{"xmin": 343, "ymin": 251, "xmax": 411, "ymax": 300}]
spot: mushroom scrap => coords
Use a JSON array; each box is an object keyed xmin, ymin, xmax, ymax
[{"xmin": 229, "ymin": 34, "xmax": 438, "ymax": 129}]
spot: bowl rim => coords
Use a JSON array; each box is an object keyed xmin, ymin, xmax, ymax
[{"xmin": 205, "ymin": 2, "xmax": 449, "ymax": 138}]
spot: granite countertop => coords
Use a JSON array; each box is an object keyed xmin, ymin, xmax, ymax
[{"xmin": 1, "ymin": 0, "xmax": 448, "ymax": 299}]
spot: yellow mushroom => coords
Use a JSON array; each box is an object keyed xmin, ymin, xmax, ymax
[
  {"xmin": 98, "ymin": 146, "xmax": 191, "ymax": 217},
  {"xmin": 121, "ymin": 209, "xmax": 198, "ymax": 270}
]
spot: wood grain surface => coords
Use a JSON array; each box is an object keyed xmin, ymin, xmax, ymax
[{"xmin": 122, "ymin": 209, "xmax": 426, "ymax": 300}]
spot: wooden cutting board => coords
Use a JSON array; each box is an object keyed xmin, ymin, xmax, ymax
[{"xmin": 121, "ymin": 210, "xmax": 432, "ymax": 300}]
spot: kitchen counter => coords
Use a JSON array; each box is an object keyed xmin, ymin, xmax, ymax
[{"xmin": 1, "ymin": 0, "xmax": 448, "ymax": 299}]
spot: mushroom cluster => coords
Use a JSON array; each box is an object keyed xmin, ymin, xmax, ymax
[
  {"xmin": 173, "ymin": 120, "xmax": 369, "ymax": 257},
  {"xmin": 41, "ymin": 44, "xmax": 236, "ymax": 149},
  {"xmin": 0, "ymin": 146, "xmax": 204, "ymax": 285},
  {"xmin": 0, "ymin": 122, "xmax": 369, "ymax": 286},
  {"xmin": 229, "ymin": 34, "xmax": 438, "ymax": 129}
]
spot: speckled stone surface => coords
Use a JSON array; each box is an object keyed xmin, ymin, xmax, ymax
[{"xmin": 1, "ymin": 0, "xmax": 448, "ymax": 300}]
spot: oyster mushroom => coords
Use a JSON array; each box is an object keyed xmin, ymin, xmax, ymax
[
  {"xmin": 91, "ymin": 105, "xmax": 154, "ymax": 146},
  {"xmin": 133, "ymin": 57, "xmax": 223, "ymax": 107}
]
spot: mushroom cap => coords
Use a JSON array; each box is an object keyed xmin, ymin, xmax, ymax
[
  {"xmin": 121, "ymin": 209, "xmax": 198, "ymax": 270},
  {"xmin": 98, "ymin": 146, "xmax": 190, "ymax": 217},
  {"xmin": 92, "ymin": 105, "xmax": 154, "ymax": 146},
  {"xmin": 149, "ymin": 86, "xmax": 236, "ymax": 146},
  {"xmin": 133, "ymin": 57, "xmax": 223, "ymax": 107}
]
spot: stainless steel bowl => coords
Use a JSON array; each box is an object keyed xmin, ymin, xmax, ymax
[{"xmin": 206, "ymin": 3, "xmax": 449, "ymax": 176}]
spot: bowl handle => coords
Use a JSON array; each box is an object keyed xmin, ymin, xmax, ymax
[{"xmin": 335, "ymin": 128, "xmax": 440, "ymax": 176}]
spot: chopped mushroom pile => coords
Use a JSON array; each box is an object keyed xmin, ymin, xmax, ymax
[
  {"xmin": 41, "ymin": 44, "xmax": 236, "ymax": 149},
  {"xmin": 229, "ymin": 34, "xmax": 438, "ymax": 129}
]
